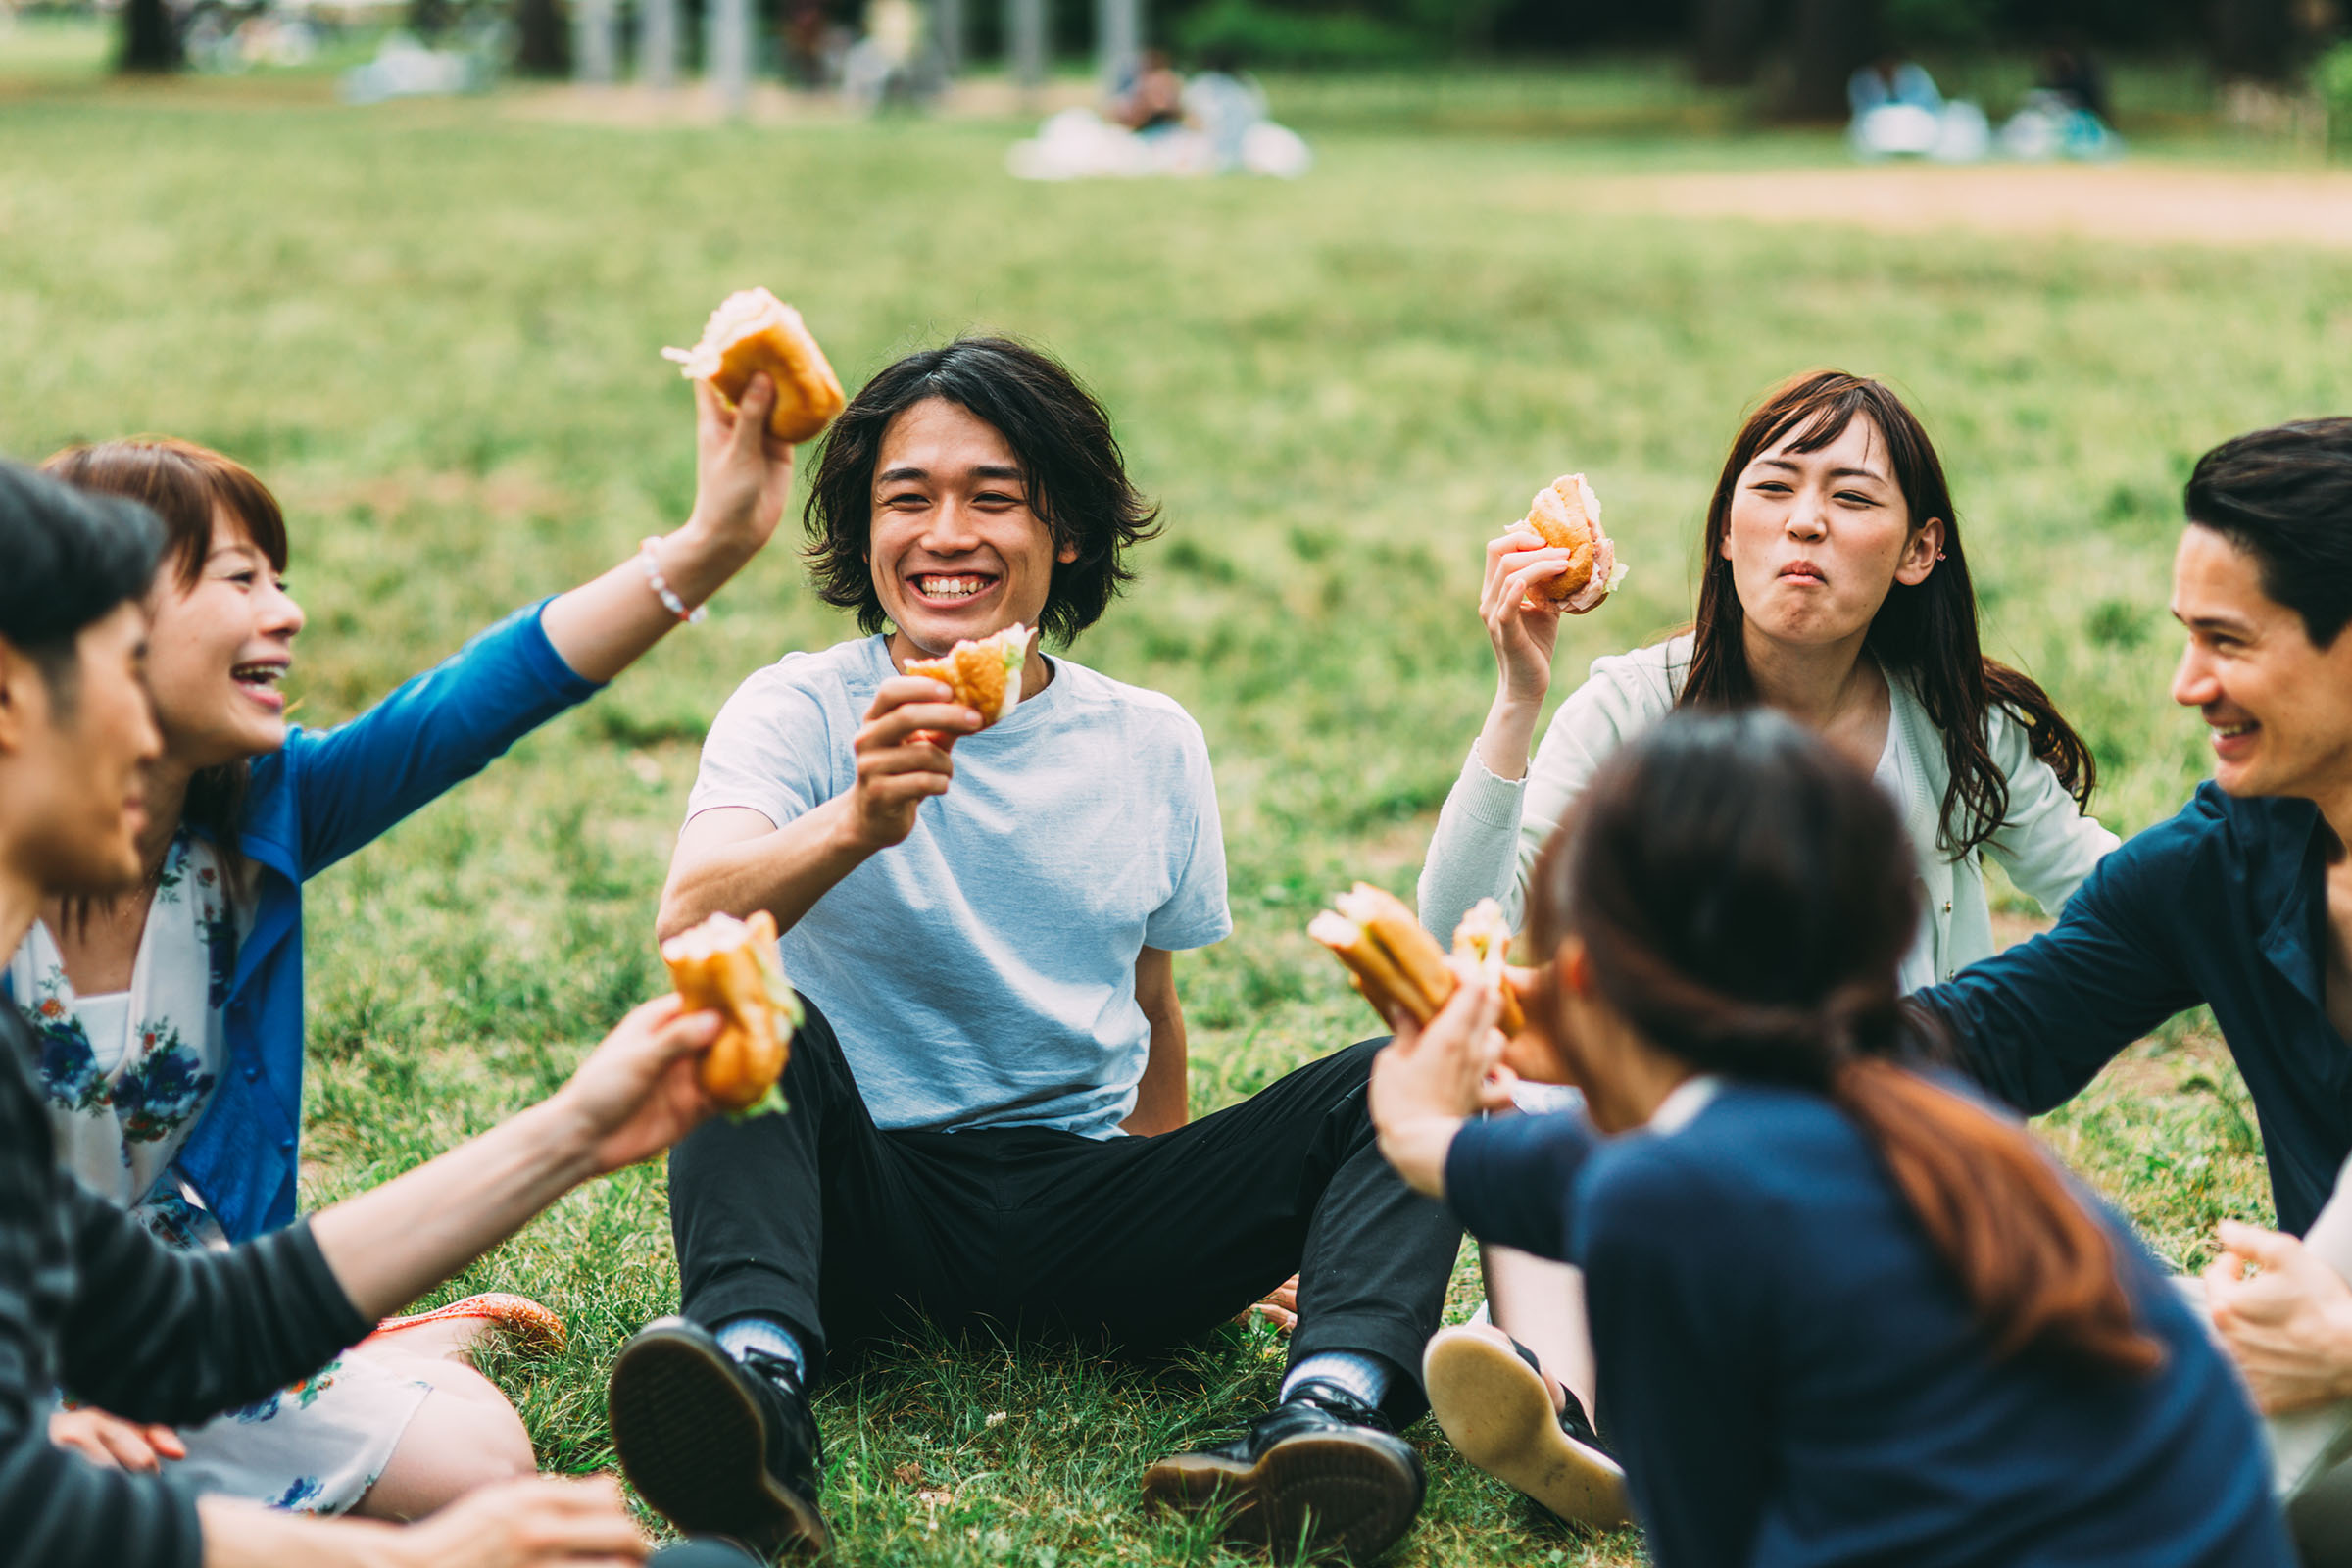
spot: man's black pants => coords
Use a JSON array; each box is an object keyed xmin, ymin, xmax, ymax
[{"xmin": 667, "ymin": 999, "xmax": 1462, "ymax": 1419}]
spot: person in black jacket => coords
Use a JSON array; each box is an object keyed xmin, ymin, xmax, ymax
[{"xmin": 0, "ymin": 473, "xmax": 756, "ymax": 1562}]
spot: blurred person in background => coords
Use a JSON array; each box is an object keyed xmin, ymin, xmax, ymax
[
  {"xmin": 1414, "ymin": 369, "xmax": 2116, "ymax": 1526},
  {"xmin": 14, "ymin": 375, "xmax": 796, "ymax": 1521},
  {"xmin": 1373, "ymin": 708, "xmax": 2292, "ymax": 1568},
  {"xmin": 0, "ymin": 459, "xmax": 760, "ymax": 1568},
  {"xmin": 1110, "ymin": 47, "xmax": 1186, "ymax": 132}
]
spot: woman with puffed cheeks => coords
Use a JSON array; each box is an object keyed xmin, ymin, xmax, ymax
[{"xmin": 1413, "ymin": 370, "xmax": 2119, "ymax": 1523}]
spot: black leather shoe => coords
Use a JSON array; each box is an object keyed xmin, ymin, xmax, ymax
[
  {"xmin": 609, "ymin": 1317, "xmax": 829, "ymax": 1559},
  {"xmin": 1141, "ymin": 1378, "xmax": 1425, "ymax": 1560}
]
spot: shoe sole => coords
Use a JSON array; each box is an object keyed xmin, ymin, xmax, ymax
[
  {"xmin": 1141, "ymin": 1430, "xmax": 1423, "ymax": 1560},
  {"xmin": 1423, "ymin": 1329, "xmax": 1630, "ymax": 1529},
  {"xmin": 608, "ymin": 1326, "xmax": 830, "ymax": 1559}
]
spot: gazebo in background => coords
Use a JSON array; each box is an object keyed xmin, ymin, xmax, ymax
[{"xmin": 573, "ymin": 0, "xmax": 1145, "ymax": 114}]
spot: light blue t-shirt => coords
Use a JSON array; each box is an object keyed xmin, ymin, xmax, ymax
[{"xmin": 686, "ymin": 635, "xmax": 1232, "ymax": 1138}]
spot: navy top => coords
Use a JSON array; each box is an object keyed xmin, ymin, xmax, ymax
[
  {"xmin": 1916, "ymin": 782, "xmax": 2348, "ymax": 1235},
  {"xmin": 1446, "ymin": 1083, "xmax": 2291, "ymax": 1568}
]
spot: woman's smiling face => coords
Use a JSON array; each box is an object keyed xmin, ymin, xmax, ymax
[
  {"xmin": 1721, "ymin": 414, "xmax": 1941, "ymax": 651},
  {"xmin": 143, "ymin": 508, "xmax": 306, "ymax": 770}
]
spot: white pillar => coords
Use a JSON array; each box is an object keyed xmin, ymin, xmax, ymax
[
  {"xmin": 638, "ymin": 0, "xmax": 676, "ymax": 91},
  {"xmin": 710, "ymin": 0, "xmax": 750, "ymax": 115},
  {"xmin": 572, "ymin": 0, "xmax": 616, "ymax": 83},
  {"xmin": 934, "ymin": 0, "xmax": 963, "ymax": 75},
  {"xmin": 1009, "ymin": 0, "xmax": 1045, "ymax": 92},
  {"xmin": 1096, "ymin": 0, "xmax": 1138, "ymax": 95}
]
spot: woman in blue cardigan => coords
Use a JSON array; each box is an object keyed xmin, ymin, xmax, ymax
[
  {"xmin": 1370, "ymin": 709, "xmax": 2292, "ymax": 1567},
  {"xmin": 10, "ymin": 377, "xmax": 797, "ymax": 1519}
]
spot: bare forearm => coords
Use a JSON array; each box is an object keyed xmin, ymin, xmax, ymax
[
  {"xmin": 200, "ymin": 1496, "xmax": 404, "ymax": 1568},
  {"xmin": 1125, "ymin": 1020, "xmax": 1189, "ymax": 1136},
  {"xmin": 541, "ymin": 523, "xmax": 759, "ymax": 685},
  {"xmin": 306, "ymin": 1100, "xmax": 598, "ymax": 1323},
  {"xmin": 659, "ymin": 797, "xmax": 874, "ymax": 941},
  {"xmin": 1474, "ymin": 689, "xmax": 1544, "ymax": 783}
]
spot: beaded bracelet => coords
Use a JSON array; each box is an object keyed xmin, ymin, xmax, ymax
[{"xmin": 638, "ymin": 537, "xmax": 707, "ymax": 624}]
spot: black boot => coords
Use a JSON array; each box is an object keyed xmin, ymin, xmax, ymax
[
  {"xmin": 609, "ymin": 1317, "xmax": 829, "ymax": 1560},
  {"xmin": 1141, "ymin": 1378, "xmax": 1425, "ymax": 1560}
]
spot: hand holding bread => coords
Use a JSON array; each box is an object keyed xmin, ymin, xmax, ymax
[
  {"xmin": 663, "ymin": 288, "xmax": 847, "ymax": 445},
  {"xmin": 661, "ymin": 909, "xmax": 803, "ymax": 1115},
  {"xmin": 1309, "ymin": 886, "xmax": 1526, "ymax": 1037}
]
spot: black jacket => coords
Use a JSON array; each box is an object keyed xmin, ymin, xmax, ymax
[{"xmin": 0, "ymin": 1005, "xmax": 368, "ymax": 1567}]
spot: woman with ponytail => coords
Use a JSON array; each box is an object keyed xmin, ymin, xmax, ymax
[
  {"xmin": 1415, "ymin": 371, "xmax": 2119, "ymax": 1520},
  {"xmin": 1375, "ymin": 710, "xmax": 2288, "ymax": 1566}
]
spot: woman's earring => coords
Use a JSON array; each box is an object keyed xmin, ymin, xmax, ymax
[{"xmin": 1935, "ymin": 551, "xmax": 1948, "ymax": 561}]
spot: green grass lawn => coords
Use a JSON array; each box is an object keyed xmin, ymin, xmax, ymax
[{"xmin": 4, "ymin": 46, "xmax": 2349, "ymax": 1565}]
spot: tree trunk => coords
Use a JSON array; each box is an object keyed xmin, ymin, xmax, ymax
[
  {"xmin": 935, "ymin": 0, "xmax": 962, "ymax": 77},
  {"xmin": 514, "ymin": 0, "xmax": 570, "ymax": 76},
  {"xmin": 1690, "ymin": 0, "xmax": 1771, "ymax": 87},
  {"xmin": 1095, "ymin": 0, "xmax": 1137, "ymax": 95},
  {"xmin": 2212, "ymin": 0, "xmax": 2297, "ymax": 82},
  {"xmin": 709, "ymin": 0, "xmax": 748, "ymax": 115},
  {"xmin": 639, "ymin": 0, "xmax": 677, "ymax": 90},
  {"xmin": 118, "ymin": 0, "xmax": 181, "ymax": 74},
  {"xmin": 1009, "ymin": 0, "xmax": 1046, "ymax": 91},
  {"xmin": 573, "ymin": 0, "xmax": 617, "ymax": 82},
  {"xmin": 1776, "ymin": 0, "xmax": 1874, "ymax": 122}
]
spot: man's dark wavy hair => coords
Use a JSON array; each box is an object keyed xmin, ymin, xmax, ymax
[
  {"xmin": 803, "ymin": 336, "xmax": 1160, "ymax": 646},
  {"xmin": 2185, "ymin": 417, "xmax": 2352, "ymax": 648}
]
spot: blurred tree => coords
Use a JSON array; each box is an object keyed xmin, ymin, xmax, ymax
[
  {"xmin": 1690, "ymin": 0, "xmax": 1773, "ymax": 84},
  {"xmin": 2212, "ymin": 0, "xmax": 2298, "ymax": 80},
  {"xmin": 1780, "ymin": 0, "xmax": 1874, "ymax": 117},
  {"xmin": 516, "ymin": 0, "xmax": 571, "ymax": 74},
  {"xmin": 118, "ymin": 0, "xmax": 182, "ymax": 71}
]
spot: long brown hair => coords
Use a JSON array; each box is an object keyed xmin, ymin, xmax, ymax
[
  {"xmin": 1681, "ymin": 371, "xmax": 2095, "ymax": 858},
  {"xmin": 42, "ymin": 438, "xmax": 292, "ymax": 858},
  {"xmin": 1530, "ymin": 710, "xmax": 2161, "ymax": 1378}
]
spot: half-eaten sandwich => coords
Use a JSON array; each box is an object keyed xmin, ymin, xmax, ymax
[
  {"xmin": 662, "ymin": 288, "xmax": 848, "ymax": 444},
  {"xmin": 904, "ymin": 623, "xmax": 1034, "ymax": 728},
  {"xmin": 1524, "ymin": 473, "xmax": 1627, "ymax": 614}
]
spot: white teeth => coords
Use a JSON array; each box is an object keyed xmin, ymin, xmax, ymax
[
  {"xmin": 916, "ymin": 575, "xmax": 990, "ymax": 600},
  {"xmin": 232, "ymin": 664, "xmax": 281, "ymax": 686},
  {"xmin": 2212, "ymin": 723, "xmax": 2256, "ymax": 738}
]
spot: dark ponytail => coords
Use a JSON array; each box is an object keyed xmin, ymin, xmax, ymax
[{"xmin": 1531, "ymin": 710, "xmax": 2160, "ymax": 1378}]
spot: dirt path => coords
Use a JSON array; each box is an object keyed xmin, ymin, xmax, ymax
[{"xmin": 1570, "ymin": 163, "xmax": 2352, "ymax": 250}]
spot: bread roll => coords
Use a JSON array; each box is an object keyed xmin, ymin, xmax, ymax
[{"xmin": 662, "ymin": 288, "xmax": 847, "ymax": 444}]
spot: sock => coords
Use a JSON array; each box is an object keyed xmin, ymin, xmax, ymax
[
  {"xmin": 1281, "ymin": 1350, "xmax": 1395, "ymax": 1412},
  {"xmin": 715, "ymin": 1314, "xmax": 807, "ymax": 1381}
]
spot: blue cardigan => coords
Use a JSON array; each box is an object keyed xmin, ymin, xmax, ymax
[
  {"xmin": 172, "ymin": 602, "xmax": 600, "ymax": 1241},
  {"xmin": 1446, "ymin": 1085, "xmax": 2291, "ymax": 1568},
  {"xmin": 1917, "ymin": 782, "xmax": 2351, "ymax": 1235}
]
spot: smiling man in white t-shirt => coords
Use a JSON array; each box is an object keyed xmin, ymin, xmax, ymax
[{"xmin": 607, "ymin": 337, "xmax": 1462, "ymax": 1563}]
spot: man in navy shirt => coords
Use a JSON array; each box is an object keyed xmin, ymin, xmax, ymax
[
  {"xmin": 1916, "ymin": 416, "xmax": 2352, "ymax": 1237},
  {"xmin": 1914, "ymin": 417, "xmax": 2352, "ymax": 1551}
]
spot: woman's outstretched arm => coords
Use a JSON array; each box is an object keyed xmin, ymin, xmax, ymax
[{"xmin": 539, "ymin": 376, "xmax": 797, "ymax": 683}]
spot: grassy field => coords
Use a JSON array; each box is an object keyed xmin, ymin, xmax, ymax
[{"xmin": 5, "ymin": 35, "xmax": 2350, "ymax": 1565}]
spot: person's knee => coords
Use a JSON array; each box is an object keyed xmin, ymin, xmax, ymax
[{"xmin": 355, "ymin": 1365, "xmax": 538, "ymax": 1519}]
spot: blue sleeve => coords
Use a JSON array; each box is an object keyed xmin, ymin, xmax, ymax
[
  {"xmin": 281, "ymin": 600, "xmax": 602, "ymax": 877},
  {"xmin": 1580, "ymin": 1146, "xmax": 1774, "ymax": 1568},
  {"xmin": 1912, "ymin": 803, "xmax": 2205, "ymax": 1116},
  {"xmin": 1443, "ymin": 1111, "xmax": 1600, "ymax": 1263}
]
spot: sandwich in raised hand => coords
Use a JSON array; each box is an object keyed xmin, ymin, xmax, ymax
[
  {"xmin": 1309, "ymin": 884, "xmax": 1525, "ymax": 1036},
  {"xmin": 904, "ymin": 623, "xmax": 1034, "ymax": 728},
  {"xmin": 661, "ymin": 909, "xmax": 804, "ymax": 1115},
  {"xmin": 662, "ymin": 288, "xmax": 847, "ymax": 444},
  {"xmin": 1523, "ymin": 473, "xmax": 1627, "ymax": 614}
]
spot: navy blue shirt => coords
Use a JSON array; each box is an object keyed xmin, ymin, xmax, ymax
[
  {"xmin": 1446, "ymin": 1084, "xmax": 2290, "ymax": 1568},
  {"xmin": 1916, "ymin": 783, "xmax": 2348, "ymax": 1234}
]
